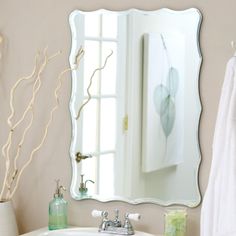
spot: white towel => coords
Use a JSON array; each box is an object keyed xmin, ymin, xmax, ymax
[{"xmin": 201, "ymin": 56, "xmax": 236, "ymax": 236}]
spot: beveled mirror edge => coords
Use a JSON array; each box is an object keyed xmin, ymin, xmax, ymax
[
  {"xmin": 68, "ymin": 7, "xmax": 201, "ymax": 17},
  {"xmin": 194, "ymin": 8, "xmax": 203, "ymax": 208},
  {"xmin": 71, "ymin": 193, "xmax": 200, "ymax": 208},
  {"xmin": 68, "ymin": 8, "xmax": 203, "ymax": 208}
]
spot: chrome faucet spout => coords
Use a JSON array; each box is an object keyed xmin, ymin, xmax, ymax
[{"xmin": 101, "ymin": 220, "xmax": 115, "ymax": 230}]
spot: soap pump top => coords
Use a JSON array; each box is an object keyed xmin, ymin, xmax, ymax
[
  {"xmin": 54, "ymin": 179, "xmax": 66, "ymax": 198},
  {"xmin": 79, "ymin": 174, "xmax": 94, "ymax": 195},
  {"xmin": 79, "ymin": 174, "xmax": 87, "ymax": 193}
]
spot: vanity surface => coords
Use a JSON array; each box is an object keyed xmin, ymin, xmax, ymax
[{"xmin": 20, "ymin": 227, "xmax": 162, "ymax": 236}]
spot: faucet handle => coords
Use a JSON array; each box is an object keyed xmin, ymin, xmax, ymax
[
  {"xmin": 92, "ymin": 210, "xmax": 109, "ymax": 232},
  {"xmin": 123, "ymin": 213, "xmax": 140, "ymax": 234},
  {"xmin": 124, "ymin": 213, "xmax": 141, "ymax": 231},
  {"xmin": 92, "ymin": 210, "xmax": 108, "ymax": 219},
  {"xmin": 126, "ymin": 213, "xmax": 141, "ymax": 221}
]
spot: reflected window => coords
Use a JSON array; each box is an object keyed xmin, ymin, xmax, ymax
[{"xmin": 79, "ymin": 13, "xmax": 126, "ymax": 196}]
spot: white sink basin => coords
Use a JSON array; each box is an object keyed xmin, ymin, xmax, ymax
[
  {"xmin": 40, "ymin": 228, "xmax": 105, "ymax": 236},
  {"xmin": 38, "ymin": 227, "xmax": 155, "ymax": 236}
]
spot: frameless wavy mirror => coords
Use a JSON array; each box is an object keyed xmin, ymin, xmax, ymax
[{"xmin": 69, "ymin": 8, "xmax": 202, "ymax": 207}]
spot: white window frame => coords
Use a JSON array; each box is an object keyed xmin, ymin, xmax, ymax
[{"xmin": 69, "ymin": 11, "xmax": 127, "ymax": 197}]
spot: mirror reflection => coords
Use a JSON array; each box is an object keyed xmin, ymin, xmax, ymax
[{"xmin": 69, "ymin": 8, "xmax": 202, "ymax": 207}]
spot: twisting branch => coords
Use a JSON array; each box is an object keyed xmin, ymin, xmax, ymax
[
  {"xmin": 12, "ymin": 49, "xmax": 61, "ymax": 130},
  {"xmin": 0, "ymin": 48, "xmax": 61, "ymax": 200},
  {"xmin": 5, "ymin": 108, "xmax": 34, "ymax": 200},
  {"xmin": 0, "ymin": 45, "xmax": 103, "ymax": 201},
  {"xmin": 1, "ymin": 53, "xmax": 40, "ymax": 199},
  {"xmin": 7, "ymin": 52, "xmax": 40, "ymax": 127},
  {"xmin": 2, "ymin": 48, "xmax": 59, "ymax": 157},
  {"xmin": 76, "ymin": 50, "xmax": 113, "ymax": 120},
  {"xmin": 74, "ymin": 46, "xmax": 84, "ymax": 68},
  {"xmin": 8, "ymin": 47, "xmax": 84, "ymax": 200},
  {"xmin": 0, "ymin": 33, "xmax": 4, "ymax": 62},
  {"xmin": 9, "ymin": 105, "xmax": 57, "ymax": 199}
]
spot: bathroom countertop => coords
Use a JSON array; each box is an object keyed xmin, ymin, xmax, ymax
[
  {"xmin": 20, "ymin": 227, "xmax": 47, "ymax": 236},
  {"xmin": 20, "ymin": 227, "xmax": 163, "ymax": 236}
]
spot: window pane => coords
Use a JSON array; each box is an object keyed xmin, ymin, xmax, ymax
[
  {"xmin": 84, "ymin": 40, "xmax": 100, "ymax": 95},
  {"xmin": 102, "ymin": 14, "xmax": 117, "ymax": 38},
  {"xmin": 101, "ymin": 42, "xmax": 117, "ymax": 95},
  {"xmin": 99, "ymin": 154, "xmax": 114, "ymax": 196},
  {"xmin": 100, "ymin": 98, "xmax": 116, "ymax": 151},
  {"xmin": 84, "ymin": 14, "xmax": 100, "ymax": 37},
  {"xmin": 82, "ymin": 99, "xmax": 98, "ymax": 153}
]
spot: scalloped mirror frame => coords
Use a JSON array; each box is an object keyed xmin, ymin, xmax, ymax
[{"xmin": 69, "ymin": 8, "xmax": 202, "ymax": 207}]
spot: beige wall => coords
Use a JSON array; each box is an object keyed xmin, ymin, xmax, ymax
[{"xmin": 0, "ymin": 0, "xmax": 234, "ymax": 235}]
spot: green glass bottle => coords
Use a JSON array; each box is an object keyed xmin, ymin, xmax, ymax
[{"xmin": 48, "ymin": 180, "xmax": 68, "ymax": 230}]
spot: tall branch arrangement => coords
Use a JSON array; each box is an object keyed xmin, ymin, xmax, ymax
[{"xmin": 0, "ymin": 40, "xmax": 113, "ymax": 201}]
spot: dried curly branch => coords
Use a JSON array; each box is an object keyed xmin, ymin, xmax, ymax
[
  {"xmin": 0, "ymin": 33, "xmax": 3, "ymax": 61},
  {"xmin": 7, "ymin": 52, "xmax": 40, "ymax": 127},
  {"xmin": 76, "ymin": 50, "xmax": 113, "ymax": 120},
  {"xmin": 7, "ymin": 47, "xmax": 84, "ymax": 200},
  {"xmin": 0, "ymin": 48, "xmax": 62, "ymax": 200},
  {"xmin": 5, "ymin": 108, "xmax": 34, "ymax": 200},
  {"xmin": 0, "ymin": 45, "xmax": 108, "ymax": 201}
]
